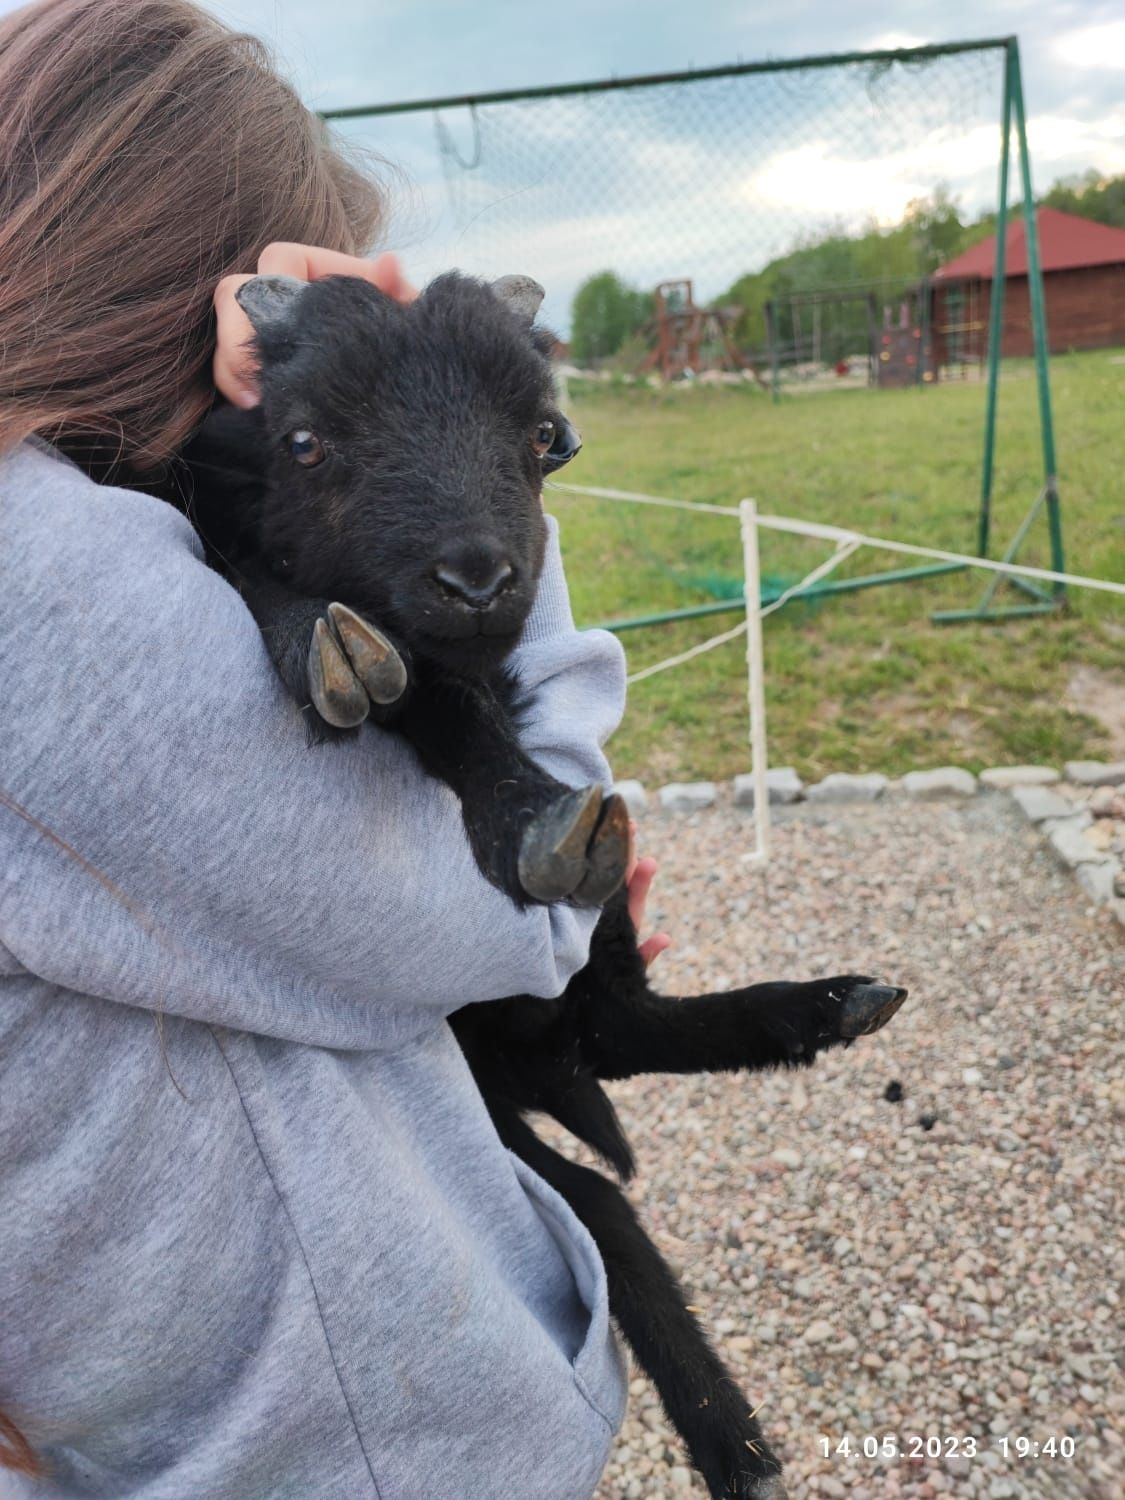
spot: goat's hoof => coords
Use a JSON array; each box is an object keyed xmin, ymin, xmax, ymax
[
  {"xmin": 572, "ymin": 792, "xmax": 630, "ymax": 904},
  {"xmin": 326, "ymin": 604, "xmax": 408, "ymax": 705},
  {"xmin": 518, "ymin": 788, "xmax": 630, "ymax": 905},
  {"xmin": 518, "ymin": 785, "xmax": 604, "ymax": 902},
  {"xmin": 309, "ymin": 618, "xmax": 370, "ymax": 728},
  {"xmin": 838, "ymin": 980, "xmax": 909, "ymax": 1038},
  {"xmin": 518, "ymin": 785, "xmax": 627, "ymax": 904},
  {"xmin": 307, "ymin": 606, "xmax": 407, "ymax": 727}
]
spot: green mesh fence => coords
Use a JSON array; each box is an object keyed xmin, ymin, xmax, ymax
[{"xmin": 327, "ymin": 42, "xmax": 1008, "ymax": 384}]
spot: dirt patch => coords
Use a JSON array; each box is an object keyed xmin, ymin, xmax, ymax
[
  {"xmin": 871, "ymin": 693, "xmax": 997, "ymax": 757},
  {"xmin": 1065, "ymin": 665, "xmax": 1125, "ymax": 757}
]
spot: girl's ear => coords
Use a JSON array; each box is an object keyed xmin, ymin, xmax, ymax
[{"xmin": 235, "ymin": 275, "xmax": 308, "ymax": 337}]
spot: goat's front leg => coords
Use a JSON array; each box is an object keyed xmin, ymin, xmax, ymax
[
  {"xmin": 572, "ymin": 894, "xmax": 908, "ymax": 1081},
  {"xmin": 391, "ymin": 664, "xmax": 629, "ymax": 907},
  {"xmin": 232, "ymin": 564, "xmax": 410, "ymax": 737},
  {"xmin": 493, "ymin": 1105, "xmax": 788, "ymax": 1500},
  {"xmin": 227, "ymin": 564, "xmax": 626, "ymax": 905}
]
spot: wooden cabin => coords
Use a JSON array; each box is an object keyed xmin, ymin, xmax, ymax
[{"xmin": 930, "ymin": 208, "xmax": 1125, "ymax": 367}]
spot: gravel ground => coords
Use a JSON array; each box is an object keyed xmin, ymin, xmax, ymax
[{"xmin": 556, "ymin": 791, "xmax": 1123, "ymax": 1500}]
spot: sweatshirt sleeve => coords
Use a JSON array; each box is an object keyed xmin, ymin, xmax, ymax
[
  {"xmin": 508, "ymin": 512, "xmax": 626, "ymax": 791},
  {"xmin": 0, "ymin": 445, "xmax": 625, "ymax": 1052}
]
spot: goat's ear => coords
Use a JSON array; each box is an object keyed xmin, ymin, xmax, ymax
[
  {"xmin": 542, "ymin": 415, "xmax": 582, "ymax": 473},
  {"xmin": 490, "ymin": 274, "xmax": 545, "ymax": 328},
  {"xmin": 235, "ymin": 275, "xmax": 307, "ymax": 338}
]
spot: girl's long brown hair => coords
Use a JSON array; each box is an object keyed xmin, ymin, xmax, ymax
[
  {"xmin": 0, "ymin": 0, "xmax": 388, "ymax": 1474},
  {"xmin": 0, "ymin": 0, "xmax": 386, "ymax": 479}
]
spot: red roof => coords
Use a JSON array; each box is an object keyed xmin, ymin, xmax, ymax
[{"xmin": 933, "ymin": 207, "xmax": 1125, "ymax": 281}]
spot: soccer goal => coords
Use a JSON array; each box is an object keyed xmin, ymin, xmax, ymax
[{"xmin": 323, "ymin": 38, "xmax": 1062, "ymax": 625}]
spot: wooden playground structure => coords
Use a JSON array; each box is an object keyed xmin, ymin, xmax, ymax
[
  {"xmin": 632, "ymin": 276, "xmax": 982, "ymax": 393},
  {"xmin": 638, "ymin": 279, "xmax": 768, "ymax": 385}
]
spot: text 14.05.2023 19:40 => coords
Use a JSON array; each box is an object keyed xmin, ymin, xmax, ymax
[{"xmin": 818, "ymin": 1434, "xmax": 1078, "ymax": 1462}]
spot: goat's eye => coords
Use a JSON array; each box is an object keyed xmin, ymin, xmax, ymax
[
  {"xmin": 530, "ymin": 420, "xmax": 555, "ymax": 458},
  {"xmin": 286, "ymin": 429, "xmax": 325, "ymax": 467}
]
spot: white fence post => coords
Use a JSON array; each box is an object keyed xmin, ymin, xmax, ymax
[{"xmin": 740, "ymin": 499, "xmax": 770, "ymax": 866}]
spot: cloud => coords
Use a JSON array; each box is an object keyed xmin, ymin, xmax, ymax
[
  {"xmin": 741, "ymin": 125, "xmax": 1002, "ymax": 229},
  {"xmin": 862, "ymin": 31, "xmax": 930, "ymax": 52},
  {"xmin": 1052, "ymin": 22, "xmax": 1125, "ymax": 72},
  {"xmin": 1027, "ymin": 112, "xmax": 1125, "ymax": 176}
]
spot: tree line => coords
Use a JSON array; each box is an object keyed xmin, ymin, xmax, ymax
[{"xmin": 569, "ymin": 170, "xmax": 1125, "ymax": 365}]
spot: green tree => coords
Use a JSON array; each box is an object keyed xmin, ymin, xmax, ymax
[
  {"xmin": 721, "ymin": 190, "xmax": 976, "ymax": 356},
  {"xmin": 1042, "ymin": 170, "xmax": 1125, "ymax": 229},
  {"xmin": 904, "ymin": 184, "xmax": 966, "ymax": 272},
  {"xmin": 570, "ymin": 271, "xmax": 651, "ymax": 364}
]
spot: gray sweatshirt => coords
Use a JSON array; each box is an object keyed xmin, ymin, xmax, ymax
[{"xmin": 0, "ymin": 439, "xmax": 628, "ymax": 1499}]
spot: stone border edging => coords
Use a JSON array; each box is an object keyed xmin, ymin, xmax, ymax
[{"xmin": 613, "ymin": 762, "xmax": 1125, "ymax": 930}]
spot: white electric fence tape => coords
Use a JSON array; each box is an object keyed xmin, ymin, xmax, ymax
[
  {"xmin": 548, "ymin": 481, "xmax": 1125, "ymax": 599},
  {"xmin": 624, "ymin": 537, "xmax": 862, "ymax": 687},
  {"xmin": 546, "ymin": 480, "xmax": 1125, "ymax": 867}
]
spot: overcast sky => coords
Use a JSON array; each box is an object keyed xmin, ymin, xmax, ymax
[{"xmin": 6, "ymin": 1, "xmax": 1124, "ymax": 325}]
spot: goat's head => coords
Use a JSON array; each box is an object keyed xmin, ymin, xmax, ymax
[{"xmin": 233, "ymin": 270, "xmax": 580, "ymax": 673}]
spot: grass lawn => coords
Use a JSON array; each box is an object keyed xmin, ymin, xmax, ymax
[{"xmin": 548, "ymin": 349, "xmax": 1125, "ymax": 784}]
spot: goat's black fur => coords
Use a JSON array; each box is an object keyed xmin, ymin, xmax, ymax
[{"xmin": 175, "ymin": 271, "xmax": 908, "ymax": 1500}]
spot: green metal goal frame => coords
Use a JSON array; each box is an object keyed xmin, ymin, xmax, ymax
[{"xmin": 322, "ymin": 35, "xmax": 1063, "ymax": 628}]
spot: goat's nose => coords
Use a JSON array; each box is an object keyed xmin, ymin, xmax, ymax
[{"xmin": 433, "ymin": 557, "xmax": 514, "ymax": 610}]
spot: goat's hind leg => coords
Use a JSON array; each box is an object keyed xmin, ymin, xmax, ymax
[
  {"xmin": 495, "ymin": 1107, "xmax": 788, "ymax": 1500},
  {"xmin": 575, "ymin": 894, "xmax": 908, "ymax": 1081}
]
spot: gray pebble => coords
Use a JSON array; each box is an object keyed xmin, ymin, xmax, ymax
[
  {"xmin": 1010, "ymin": 785, "xmax": 1073, "ymax": 822},
  {"xmin": 805, "ymin": 772, "xmax": 888, "ymax": 803},
  {"xmin": 1064, "ymin": 759, "xmax": 1125, "ymax": 787},
  {"xmin": 658, "ymin": 781, "xmax": 717, "ymax": 812},
  {"xmin": 733, "ymin": 766, "xmax": 804, "ymax": 807},
  {"xmin": 979, "ymin": 765, "xmax": 1060, "ymax": 788},
  {"xmin": 902, "ymin": 766, "xmax": 977, "ymax": 799}
]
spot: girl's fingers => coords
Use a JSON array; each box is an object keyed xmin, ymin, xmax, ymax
[
  {"xmin": 626, "ymin": 855, "xmax": 657, "ymax": 933},
  {"xmin": 212, "ymin": 272, "xmax": 260, "ymax": 408},
  {"xmin": 212, "ymin": 246, "xmax": 416, "ymax": 407},
  {"xmin": 256, "ymin": 243, "xmax": 417, "ymax": 300},
  {"xmin": 639, "ymin": 932, "xmax": 672, "ymax": 968},
  {"xmin": 625, "ymin": 840, "xmax": 671, "ymax": 967}
]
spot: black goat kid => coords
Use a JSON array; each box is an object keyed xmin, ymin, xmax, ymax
[{"xmin": 179, "ymin": 271, "xmax": 908, "ymax": 1500}]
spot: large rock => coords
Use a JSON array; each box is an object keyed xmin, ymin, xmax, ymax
[
  {"xmin": 1048, "ymin": 822, "xmax": 1109, "ymax": 869},
  {"xmin": 1090, "ymin": 787, "xmax": 1125, "ymax": 819},
  {"xmin": 1076, "ymin": 861, "xmax": 1120, "ymax": 905},
  {"xmin": 980, "ymin": 765, "xmax": 1060, "ymax": 789},
  {"xmin": 613, "ymin": 779, "xmax": 648, "ymax": 816},
  {"xmin": 805, "ymin": 772, "xmax": 888, "ymax": 804},
  {"xmin": 733, "ymin": 767, "xmax": 804, "ymax": 807},
  {"xmin": 658, "ymin": 781, "xmax": 717, "ymax": 812},
  {"xmin": 1064, "ymin": 760, "xmax": 1125, "ymax": 787},
  {"xmin": 902, "ymin": 767, "xmax": 977, "ymax": 800},
  {"xmin": 1011, "ymin": 785, "xmax": 1074, "ymax": 823},
  {"xmin": 1042, "ymin": 810, "xmax": 1093, "ymax": 835}
]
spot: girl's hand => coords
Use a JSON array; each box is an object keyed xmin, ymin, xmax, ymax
[
  {"xmin": 212, "ymin": 244, "xmax": 415, "ymax": 408},
  {"xmin": 625, "ymin": 820, "xmax": 671, "ymax": 968}
]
